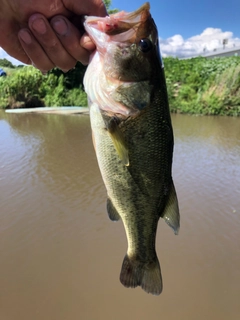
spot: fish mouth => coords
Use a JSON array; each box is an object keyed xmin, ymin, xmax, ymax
[
  {"xmin": 85, "ymin": 2, "xmax": 150, "ymax": 33},
  {"xmin": 84, "ymin": 2, "xmax": 156, "ymax": 48}
]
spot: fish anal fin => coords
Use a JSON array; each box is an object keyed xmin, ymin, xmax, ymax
[
  {"xmin": 162, "ymin": 181, "xmax": 180, "ymax": 235},
  {"xmin": 107, "ymin": 197, "xmax": 121, "ymax": 221},
  {"xmin": 120, "ymin": 254, "xmax": 162, "ymax": 296},
  {"xmin": 107, "ymin": 117, "xmax": 129, "ymax": 166}
]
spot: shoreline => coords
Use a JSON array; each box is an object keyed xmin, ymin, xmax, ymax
[{"xmin": 5, "ymin": 106, "xmax": 89, "ymax": 115}]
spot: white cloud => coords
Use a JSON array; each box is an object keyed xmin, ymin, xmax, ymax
[{"xmin": 160, "ymin": 28, "xmax": 240, "ymax": 58}]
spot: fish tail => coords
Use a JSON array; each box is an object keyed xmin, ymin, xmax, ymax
[{"xmin": 120, "ymin": 254, "xmax": 162, "ymax": 295}]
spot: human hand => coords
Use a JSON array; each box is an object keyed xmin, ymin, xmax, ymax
[
  {"xmin": 0, "ymin": 0, "xmax": 69, "ymax": 65},
  {"xmin": 0, "ymin": 0, "xmax": 107, "ymax": 71}
]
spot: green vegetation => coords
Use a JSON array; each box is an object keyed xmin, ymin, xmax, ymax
[
  {"xmin": 104, "ymin": 0, "xmax": 119, "ymax": 13},
  {"xmin": 1, "ymin": 56, "xmax": 240, "ymax": 115},
  {"xmin": 0, "ymin": 63, "xmax": 88, "ymax": 108},
  {"xmin": 164, "ymin": 56, "xmax": 240, "ymax": 116},
  {"xmin": 0, "ymin": 58, "xmax": 15, "ymax": 68}
]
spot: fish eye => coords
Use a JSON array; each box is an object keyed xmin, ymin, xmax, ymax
[{"xmin": 139, "ymin": 38, "xmax": 153, "ymax": 53}]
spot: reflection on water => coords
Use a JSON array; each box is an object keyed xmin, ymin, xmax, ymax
[{"xmin": 0, "ymin": 110, "xmax": 240, "ymax": 320}]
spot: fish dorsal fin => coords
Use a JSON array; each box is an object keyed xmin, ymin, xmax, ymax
[
  {"xmin": 161, "ymin": 181, "xmax": 180, "ymax": 235},
  {"xmin": 107, "ymin": 197, "xmax": 121, "ymax": 221},
  {"xmin": 107, "ymin": 116, "xmax": 129, "ymax": 166}
]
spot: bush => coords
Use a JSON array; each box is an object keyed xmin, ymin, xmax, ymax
[
  {"xmin": 164, "ymin": 56, "xmax": 240, "ymax": 116},
  {"xmin": 1, "ymin": 55, "xmax": 240, "ymax": 115},
  {"xmin": 0, "ymin": 65, "xmax": 88, "ymax": 108}
]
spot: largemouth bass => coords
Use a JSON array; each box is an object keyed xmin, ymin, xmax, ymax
[{"xmin": 84, "ymin": 2, "xmax": 180, "ymax": 295}]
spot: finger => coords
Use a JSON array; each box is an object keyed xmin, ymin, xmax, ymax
[
  {"xmin": 80, "ymin": 33, "xmax": 96, "ymax": 52},
  {"xmin": 28, "ymin": 13, "xmax": 77, "ymax": 71},
  {"xmin": 18, "ymin": 28, "xmax": 55, "ymax": 72},
  {"xmin": 3, "ymin": 38, "xmax": 32, "ymax": 66},
  {"xmin": 0, "ymin": 22, "xmax": 32, "ymax": 65},
  {"xmin": 50, "ymin": 16, "xmax": 90, "ymax": 65}
]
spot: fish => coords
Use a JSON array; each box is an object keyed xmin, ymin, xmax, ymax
[{"xmin": 83, "ymin": 2, "xmax": 180, "ymax": 295}]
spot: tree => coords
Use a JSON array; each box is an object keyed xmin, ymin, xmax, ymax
[
  {"xmin": 104, "ymin": 0, "xmax": 119, "ymax": 14},
  {"xmin": 0, "ymin": 58, "xmax": 15, "ymax": 68}
]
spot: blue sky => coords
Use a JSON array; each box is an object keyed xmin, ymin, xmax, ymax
[
  {"xmin": 1, "ymin": 0, "xmax": 240, "ymax": 64},
  {"xmin": 110, "ymin": 0, "xmax": 240, "ymax": 58},
  {"xmin": 111, "ymin": 0, "xmax": 240, "ymax": 39}
]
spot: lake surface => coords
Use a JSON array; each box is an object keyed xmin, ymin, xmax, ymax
[{"xmin": 0, "ymin": 110, "xmax": 240, "ymax": 320}]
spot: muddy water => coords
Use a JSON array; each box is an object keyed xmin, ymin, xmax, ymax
[{"xmin": 0, "ymin": 110, "xmax": 240, "ymax": 320}]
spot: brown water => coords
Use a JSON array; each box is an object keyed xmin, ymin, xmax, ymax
[{"xmin": 0, "ymin": 110, "xmax": 240, "ymax": 320}]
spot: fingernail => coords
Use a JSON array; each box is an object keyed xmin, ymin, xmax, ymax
[
  {"xmin": 52, "ymin": 18, "xmax": 68, "ymax": 36},
  {"xmin": 32, "ymin": 18, "xmax": 47, "ymax": 34},
  {"xmin": 19, "ymin": 30, "xmax": 32, "ymax": 44}
]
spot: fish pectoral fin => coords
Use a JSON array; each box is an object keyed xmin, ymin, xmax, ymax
[
  {"xmin": 161, "ymin": 181, "xmax": 180, "ymax": 235},
  {"xmin": 107, "ymin": 197, "xmax": 121, "ymax": 221},
  {"xmin": 120, "ymin": 254, "xmax": 163, "ymax": 296},
  {"xmin": 107, "ymin": 117, "xmax": 129, "ymax": 166}
]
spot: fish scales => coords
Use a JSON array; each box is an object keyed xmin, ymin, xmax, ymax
[{"xmin": 84, "ymin": 2, "xmax": 180, "ymax": 295}]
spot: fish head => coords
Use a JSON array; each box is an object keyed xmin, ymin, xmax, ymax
[
  {"xmin": 84, "ymin": 2, "xmax": 163, "ymax": 116},
  {"xmin": 85, "ymin": 3, "xmax": 161, "ymax": 82}
]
